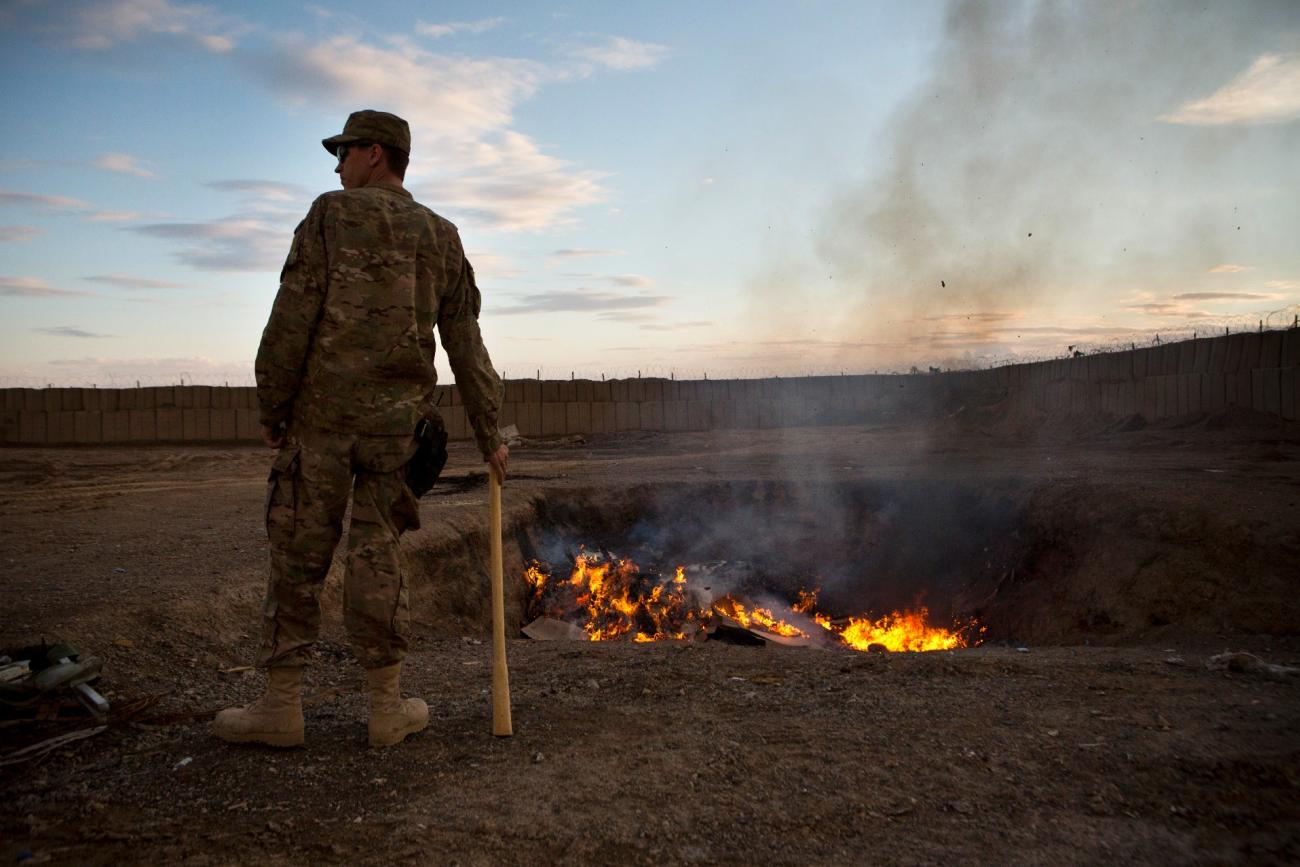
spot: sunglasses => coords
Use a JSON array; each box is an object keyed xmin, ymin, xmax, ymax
[{"xmin": 335, "ymin": 141, "xmax": 373, "ymax": 166}]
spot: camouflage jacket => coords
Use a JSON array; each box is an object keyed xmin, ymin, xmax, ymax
[{"xmin": 255, "ymin": 181, "xmax": 502, "ymax": 455}]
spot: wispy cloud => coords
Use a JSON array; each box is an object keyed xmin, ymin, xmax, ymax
[
  {"xmin": 92, "ymin": 152, "xmax": 155, "ymax": 178},
  {"xmin": 0, "ymin": 226, "xmax": 40, "ymax": 242},
  {"xmin": 416, "ymin": 17, "xmax": 505, "ymax": 39},
  {"xmin": 84, "ymin": 273, "xmax": 187, "ymax": 290},
  {"xmin": 62, "ymin": 0, "xmax": 240, "ymax": 53},
  {"xmin": 0, "ymin": 276, "xmax": 98, "ymax": 298},
  {"xmin": 923, "ymin": 311, "xmax": 1022, "ymax": 324},
  {"xmin": 570, "ymin": 36, "xmax": 670, "ymax": 71},
  {"xmin": 1172, "ymin": 292, "xmax": 1275, "ymax": 301},
  {"xmin": 133, "ymin": 217, "xmax": 286, "ymax": 271},
  {"xmin": 34, "ymin": 326, "xmax": 114, "ymax": 338},
  {"xmin": 494, "ymin": 288, "xmax": 671, "ymax": 314},
  {"xmin": 1209, "ymin": 263, "xmax": 1249, "ymax": 273},
  {"xmin": 558, "ymin": 271, "xmax": 653, "ymax": 288},
  {"xmin": 550, "ymin": 248, "xmax": 626, "ymax": 259},
  {"xmin": 1264, "ymin": 279, "xmax": 1300, "ymax": 291},
  {"xmin": 0, "ymin": 189, "xmax": 90, "ymax": 210},
  {"xmin": 1125, "ymin": 302, "xmax": 1183, "ymax": 315},
  {"xmin": 205, "ymin": 179, "xmax": 310, "ymax": 203},
  {"xmin": 609, "ymin": 274, "xmax": 654, "ymax": 288},
  {"xmin": 84, "ymin": 210, "xmax": 141, "ymax": 223},
  {"xmin": 1160, "ymin": 53, "xmax": 1300, "ymax": 126},
  {"xmin": 639, "ymin": 320, "xmax": 711, "ymax": 331}
]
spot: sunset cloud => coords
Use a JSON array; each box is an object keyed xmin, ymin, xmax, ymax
[
  {"xmin": 0, "ymin": 226, "xmax": 40, "ymax": 242},
  {"xmin": 1208, "ymin": 263, "xmax": 1249, "ymax": 273},
  {"xmin": 0, "ymin": 276, "xmax": 98, "ymax": 298},
  {"xmin": 550, "ymin": 248, "xmax": 626, "ymax": 259},
  {"xmin": 1172, "ymin": 292, "xmax": 1274, "ymax": 301},
  {"xmin": 34, "ymin": 326, "xmax": 114, "ymax": 338},
  {"xmin": 1160, "ymin": 53, "xmax": 1300, "ymax": 126},
  {"xmin": 133, "ymin": 217, "xmax": 287, "ymax": 271},
  {"xmin": 570, "ymin": 36, "xmax": 670, "ymax": 71},
  {"xmin": 416, "ymin": 17, "xmax": 505, "ymax": 38},
  {"xmin": 205, "ymin": 180, "xmax": 310, "ymax": 203},
  {"xmin": 92, "ymin": 153, "xmax": 155, "ymax": 178},
  {"xmin": 84, "ymin": 274, "xmax": 187, "ymax": 290},
  {"xmin": 560, "ymin": 272, "xmax": 655, "ymax": 288},
  {"xmin": 639, "ymin": 320, "xmax": 711, "ymax": 332},
  {"xmin": 250, "ymin": 33, "xmax": 607, "ymax": 231},
  {"xmin": 84, "ymin": 210, "xmax": 141, "ymax": 223},
  {"xmin": 494, "ymin": 288, "xmax": 671, "ymax": 315},
  {"xmin": 62, "ymin": 0, "xmax": 239, "ymax": 53},
  {"xmin": 0, "ymin": 189, "xmax": 90, "ymax": 210}
]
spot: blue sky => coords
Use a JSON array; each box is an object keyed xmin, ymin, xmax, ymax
[{"xmin": 1, "ymin": 0, "xmax": 1298, "ymax": 386}]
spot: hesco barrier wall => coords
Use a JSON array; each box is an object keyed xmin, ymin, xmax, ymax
[{"xmin": 2, "ymin": 329, "xmax": 1297, "ymax": 445}]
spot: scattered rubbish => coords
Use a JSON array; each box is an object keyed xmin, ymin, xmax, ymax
[
  {"xmin": 749, "ymin": 674, "xmax": 784, "ymax": 685},
  {"xmin": 0, "ymin": 726, "xmax": 108, "ymax": 768},
  {"xmin": 460, "ymin": 636, "xmax": 483, "ymax": 646},
  {"xmin": 1045, "ymin": 729, "xmax": 1059, "ymax": 737},
  {"xmin": 946, "ymin": 799, "xmax": 974, "ymax": 814},
  {"xmin": 521, "ymin": 618, "xmax": 588, "ymax": 642},
  {"xmin": 0, "ymin": 641, "xmax": 109, "ymax": 723},
  {"xmin": 882, "ymin": 798, "xmax": 917, "ymax": 817},
  {"xmin": 710, "ymin": 623, "xmax": 769, "ymax": 647},
  {"xmin": 1164, "ymin": 656, "xmax": 1184, "ymax": 666},
  {"xmin": 0, "ymin": 660, "xmax": 31, "ymax": 684},
  {"xmin": 113, "ymin": 638, "xmax": 135, "ymax": 649},
  {"xmin": 219, "ymin": 665, "xmax": 253, "ymax": 675},
  {"xmin": 1207, "ymin": 651, "xmax": 1299, "ymax": 680},
  {"xmin": 1016, "ymin": 647, "xmax": 1030, "ymax": 653},
  {"xmin": 533, "ymin": 752, "xmax": 544, "ymax": 764},
  {"xmin": 173, "ymin": 756, "xmax": 193, "ymax": 770},
  {"xmin": 867, "ymin": 643, "xmax": 888, "ymax": 654},
  {"xmin": 499, "ymin": 424, "xmax": 521, "ymax": 446},
  {"xmin": 17, "ymin": 850, "xmax": 33, "ymax": 863},
  {"xmin": 113, "ymin": 567, "xmax": 127, "ymax": 573}
]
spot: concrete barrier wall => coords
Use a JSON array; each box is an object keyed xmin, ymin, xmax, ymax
[{"xmin": 3, "ymin": 329, "xmax": 1297, "ymax": 445}]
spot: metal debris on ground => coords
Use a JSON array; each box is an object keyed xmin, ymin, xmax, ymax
[
  {"xmin": 1, "ymin": 641, "xmax": 109, "ymax": 721},
  {"xmin": 1206, "ymin": 651, "xmax": 1299, "ymax": 680}
]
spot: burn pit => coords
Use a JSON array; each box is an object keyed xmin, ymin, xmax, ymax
[{"xmin": 509, "ymin": 480, "xmax": 1026, "ymax": 651}]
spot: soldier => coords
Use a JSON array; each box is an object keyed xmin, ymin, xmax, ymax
[{"xmin": 214, "ymin": 110, "xmax": 509, "ymax": 748}]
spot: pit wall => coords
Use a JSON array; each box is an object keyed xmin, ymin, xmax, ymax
[{"xmin": 3, "ymin": 329, "xmax": 1297, "ymax": 445}]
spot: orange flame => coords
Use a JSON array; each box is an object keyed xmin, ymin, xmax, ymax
[
  {"xmin": 712, "ymin": 595, "xmax": 807, "ymax": 637},
  {"xmin": 526, "ymin": 550, "xmax": 977, "ymax": 652}
]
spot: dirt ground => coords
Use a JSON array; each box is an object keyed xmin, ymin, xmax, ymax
[{"xmin": 2, "ymin": 416, "xmax": 1299, "ymax": 865}]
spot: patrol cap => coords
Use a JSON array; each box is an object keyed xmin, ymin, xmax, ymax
[{"xmin": 321, "ymin": 110, "xmax": 411, "ymax": 156}]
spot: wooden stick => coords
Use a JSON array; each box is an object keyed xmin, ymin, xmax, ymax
[{"xmin": 489, "ymin": 466, "xmax": 513, "ymax": 736}]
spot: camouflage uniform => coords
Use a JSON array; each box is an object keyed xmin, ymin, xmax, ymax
[{"xmin": 254, "ymin": 118, "xmax": 502, "ymax": 670}]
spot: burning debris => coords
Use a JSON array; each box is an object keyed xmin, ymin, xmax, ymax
[{"xmin": 523, "ymin": 550, "xmax": 980, "ymax": 652}]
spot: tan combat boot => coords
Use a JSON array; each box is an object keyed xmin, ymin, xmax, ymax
[
  {"xmin": 366, "ymin": 663, "xmax": 428, "ymax": 747},
  {"xmin": 212, "ymin": 666, "xmax": 305, "ymax": 747}
]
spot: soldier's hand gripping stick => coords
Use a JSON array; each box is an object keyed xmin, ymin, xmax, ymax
[{"xmin": 489, "ymin": 465, "xmax": 513, "ymax": 736}]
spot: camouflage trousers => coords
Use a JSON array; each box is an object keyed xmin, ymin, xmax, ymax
[{"xmin": 257, "ymin": 426, "xmax": 421, "ymax": 670}]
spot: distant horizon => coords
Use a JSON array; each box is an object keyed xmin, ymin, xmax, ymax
[
  {"xmin": 6, "ymin": 319, "xmax": 1295, "ymax": 390},
  {"xmin": 2, "ymin": 1, "xmax": 1297, "ymax": 387}
]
